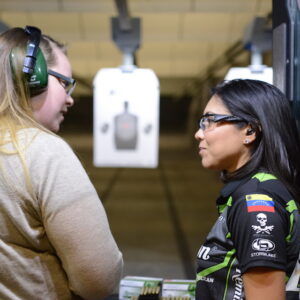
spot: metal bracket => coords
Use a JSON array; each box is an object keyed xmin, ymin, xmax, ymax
[{"xmin": 112, "ymin": 0, "xmax": 141, "ymax": 67}]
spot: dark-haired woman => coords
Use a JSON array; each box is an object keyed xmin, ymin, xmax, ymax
[{"xmin": 194, "ymin": 79, "xmax": 300, "ymax": 300}]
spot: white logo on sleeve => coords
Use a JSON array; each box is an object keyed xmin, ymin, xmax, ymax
[
  {"xmin": 252, "ymin": 238, "xmax": 275, "ymax": 251},
  {"xmin": 197, "ymin": 246, "xmax": 211, "ymax": 260},
  {"xmin": 252, "ymin": 213, "xmax": 274, "ymax": 234}
]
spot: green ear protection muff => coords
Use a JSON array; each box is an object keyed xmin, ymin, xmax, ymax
[
  {"xmin": 10, "ymin": 26, "xmax": 48, "ymax": 95},
  {"xmin": 26, "ymin": 47, "xmax": 48, "ymax": 94}
]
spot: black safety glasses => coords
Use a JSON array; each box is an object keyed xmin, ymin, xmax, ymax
[{"xmin": 48, "ymin": 69, "xmax": 76, "ymax": 96}]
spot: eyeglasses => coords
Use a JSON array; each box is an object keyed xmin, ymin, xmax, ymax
[
  {"xmin": 48, "ymin": 69, "xmax": 76, "ymax": 96},
  {"xmin": 198, "ymin": 113, "xmax": 246, "ymax": 131}
]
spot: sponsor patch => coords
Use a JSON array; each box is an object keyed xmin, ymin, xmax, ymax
[
  {"xmin": 252, "ymin": 213, "xmax": 274, "ymax": 234},
  {"xmin": 246, "ymin": 194, "xmax": 275, "ymax": 212},
  {"xmin": 252, "ymin": 238, "xmax": 275, "ymax": 251}
]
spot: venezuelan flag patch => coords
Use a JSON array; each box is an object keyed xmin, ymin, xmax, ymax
[{"xmin": 246, "ymin": 194, "xmax": 275, "ymax": 213}]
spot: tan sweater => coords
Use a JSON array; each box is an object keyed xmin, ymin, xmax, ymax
[{"xmin": 0, "ymin": 128, "xmax": 123, "ymax": 300}]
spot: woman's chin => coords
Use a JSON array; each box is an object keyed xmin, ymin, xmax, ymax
[{"xmin": 201, "ymin": 160, "xmax": 220, "ymax": 171}]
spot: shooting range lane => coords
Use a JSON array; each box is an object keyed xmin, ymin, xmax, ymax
[{"xmin": 63, "ymin": 133, "xmax": 222, "ymax": 279}]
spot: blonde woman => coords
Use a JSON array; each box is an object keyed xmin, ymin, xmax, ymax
[{"xmin": 0, "ymin": 26, "xmax": 123, "ymax": 299}]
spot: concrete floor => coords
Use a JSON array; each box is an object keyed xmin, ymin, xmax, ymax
[{"xmin": 61, "ymin": 132, "xmax": 223, "ymax": 281}]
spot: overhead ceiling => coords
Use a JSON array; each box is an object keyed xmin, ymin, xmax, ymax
[{"xmin": 0, "ymin": 0, "xmax": 272, "ymax": 96}]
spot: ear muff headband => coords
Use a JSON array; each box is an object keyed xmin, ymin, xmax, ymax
[
  {"xmin": 10, "ymin": 26, "xmax": 48, "ymax": 95},
  {"xmin": 23, "ymin": 26, "xmax": 48, "ymax": 94},
  {"xmin": 23, "ymin": 26, "xmax": 42, "ymax": 75}
]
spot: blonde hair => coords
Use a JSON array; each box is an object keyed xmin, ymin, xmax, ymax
[{"xmin": 0, "ymin": 27, "xmax": 67, "ymax": 192}]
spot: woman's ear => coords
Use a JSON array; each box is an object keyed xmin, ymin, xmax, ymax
[
  {"xmin": 243, "ymin": 125, "xmax": 257, "ymax": 145},
  {"xmin": 246, "ymin": 127, "xmax": 255, "ymax": 135}
]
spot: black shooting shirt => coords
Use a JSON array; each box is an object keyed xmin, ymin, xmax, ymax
[{"xmin": 196, "ymin": 172, "xmax": 300, "ymax": 300}]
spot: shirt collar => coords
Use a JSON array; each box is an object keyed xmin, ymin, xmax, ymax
[{"xmin": 216, "ymin": 176, "xmax": 251, "ymax": 205}]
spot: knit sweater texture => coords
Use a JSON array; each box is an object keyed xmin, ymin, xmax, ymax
[{"xmin": 0, "ymin": 128, "xmax": 123, "ymax": 300}]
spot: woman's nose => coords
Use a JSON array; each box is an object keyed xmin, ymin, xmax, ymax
[
  {"xmin": 66, "ymin": 95, "xmax": 74, "ymax": 107},
  {"xmin": 194, "ymin": 128, "xmax": 204, "ymax": 140}
]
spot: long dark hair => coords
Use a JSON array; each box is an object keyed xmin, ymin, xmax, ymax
[{"xmin": 212, "ymin": 79, "xmax": 300, "ymax": 201}]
